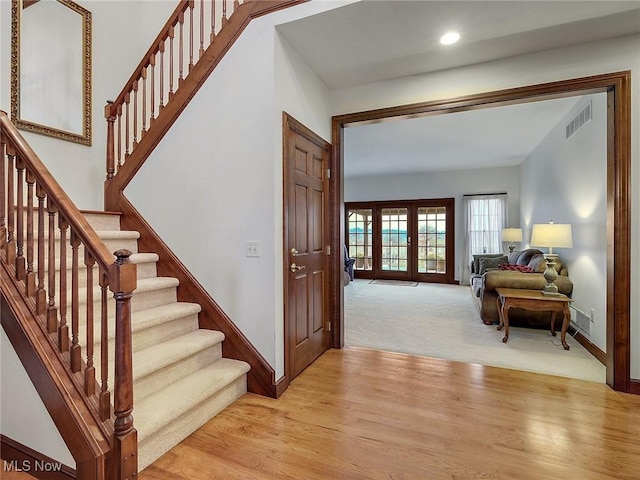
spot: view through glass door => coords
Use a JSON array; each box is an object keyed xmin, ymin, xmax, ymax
[{"xmin": 346, "ymin": 199, "xmax": 455, "ymax": 283}]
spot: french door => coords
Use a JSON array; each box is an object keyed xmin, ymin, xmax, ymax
[{"xmin": 346, "ymin": 199, "xmax": 455, "ymax": 283}]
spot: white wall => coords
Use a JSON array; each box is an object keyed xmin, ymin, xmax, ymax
[
  {"xmin": 331, "ymin": 34, "xmax": 640, "ymax": 378},
  {"xmin": 520, "ymin": 94, "xmax": 608, "ymax": 352},
  {"xmin": 0, "ymin": 1, "xmax": 177, "ymax": 209},
  {"xmin": 1, "ymin": 328, "xmax": 75, "ymax": 467},
  {"xmin": 126, "ymin": 1, "xmax": 352, "ymax": 379},
  {"xmin": 345, "ymin": 166, "xmax": 521, "ymax": 281}
]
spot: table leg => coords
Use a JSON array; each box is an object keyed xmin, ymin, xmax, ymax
[
  {"xmin": 496, "ymin": 296, "xmax": 504, "ymax": 331},
  {"xmin": 501, "ymin": 301, "xmax": 510, "ymax": 344},
  {"xmin": 550, "ymin": 311, "xmax": 557, "ymax": 337},
  {"xmin": 560, "ymin": 305, "xmax": 571, "ymax": 350}
]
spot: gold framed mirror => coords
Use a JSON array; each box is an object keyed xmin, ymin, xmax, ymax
[{"xmin": 11, "ymin": 0, "xmax": 92, "ymax": 146}]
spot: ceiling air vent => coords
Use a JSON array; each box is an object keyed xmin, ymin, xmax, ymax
[{"xmin": 566, "ymin": 101, "xmax": 592, "ymax": 139}]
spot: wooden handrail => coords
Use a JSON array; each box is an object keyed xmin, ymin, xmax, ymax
[
  {"xmin": 104, "ymin": 0, "xmax": 307, "ymax": 201},
  {"xmin": 2, "ymin": 111, "xmax": 138, "ymax": 480}
]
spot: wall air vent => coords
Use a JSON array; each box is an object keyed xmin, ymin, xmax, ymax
[{"xmin": 565, "ymin": 101, "xmax": 592, "ymax": 139}]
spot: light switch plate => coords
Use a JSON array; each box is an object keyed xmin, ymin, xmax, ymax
[{"xmin": 246, "ymin": 241, "xmax": 260, "ymax": 257}]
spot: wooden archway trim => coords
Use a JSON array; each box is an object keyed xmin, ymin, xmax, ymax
[{"xmin": 329, "ymin": 71, "xmax": 632, "ymax": 393}]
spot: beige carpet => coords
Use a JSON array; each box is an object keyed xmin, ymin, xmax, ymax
[{"xmin": 345, "ymin": 279, "xmax": 606, "ymax": 383}]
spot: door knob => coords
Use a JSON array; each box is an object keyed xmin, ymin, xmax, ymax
[
  {"xmin": 290, "ymin": 247, "xmax": 299, "ymax": 256},
  {"xmin": 290, "ymin": 263, "xmax": 306, "ymax": 273}
]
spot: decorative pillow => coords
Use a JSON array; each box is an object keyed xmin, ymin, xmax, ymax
[
  {"xmin": 499, "ymin": 263, "xmax": 534, "ymax": 273},
  {"xmin": 473, "ymin": 254, "xmax": 506, "ymax": 274},
  {"xmin": 478, "ymin": 256, "xmax": 508, "ymax": 274}
]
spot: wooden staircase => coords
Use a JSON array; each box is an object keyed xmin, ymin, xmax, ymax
[
  {"xmin": 2, "ymin": 1, "xmax": 306, "ymax": 479},
  {"xmin": 79, "ymin": 212, "xmax": 250, "ymax": 470}
]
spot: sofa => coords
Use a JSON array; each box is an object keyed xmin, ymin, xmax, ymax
[{"xmin": 469, "ymin": 249, "xmax": 573, "ymax": 326}]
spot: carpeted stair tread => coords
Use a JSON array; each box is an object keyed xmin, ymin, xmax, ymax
[
  {"xmin": 78, "ymin": 302, "xmax": 201, "ymax": 347},
  {"xmin": 131, "ymin": 302, "xmax": 201, "ymax": 333},
  {"xmin": 39, "ymin": 229, "xmax": 141, "ymax": 241},
  {"xmin": 135, "ymin": 357, "xmax": 250, "ymax": 443},
  {"xmin": 132, "ymin": 329, "xmax": 225, "ymax": 382},
  {"xmin": 73, "ymin": 276, "xmax": 179, "ymax": 305}
]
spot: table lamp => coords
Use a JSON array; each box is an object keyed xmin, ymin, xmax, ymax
[
  {"xmin": 531, "ymin": 222, "xmax": 573, "ymax": 295},
  {"xmin": 502, "ymin": 228, "xmax": 523, "ymax": 254}
]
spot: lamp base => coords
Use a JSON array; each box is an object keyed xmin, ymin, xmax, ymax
[{"xmin": 541, "ymin": 253, "xmax": 561, "ymax": 296}]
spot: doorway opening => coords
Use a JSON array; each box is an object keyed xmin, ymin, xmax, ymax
[{"xmin": 329, "ymin": 72, "xmax": 632, "ymax": 393}]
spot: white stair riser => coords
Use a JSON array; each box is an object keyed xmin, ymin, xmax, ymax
[
  {"xmin": 135, "ymin": 343, "xmax": 223, "ymax": 401},
  {"xmin": 137, "ymin": 375, "xmax": 247, "ymax": 471},
  {"xmin": 30, "ymin": 258, "xmax": 157, "ymax": 290},
  {"xmin": 79, "ymin": 313, "xmax": 200, "ymax": 357},
  {"xmin": 57, "ymin": 284, "xmax": 177, "ymax": 323}
]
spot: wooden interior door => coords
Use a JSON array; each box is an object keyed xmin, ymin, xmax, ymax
[{"xmin": 283, "ymin": 113, "xmax": 330, "ymax": 381}]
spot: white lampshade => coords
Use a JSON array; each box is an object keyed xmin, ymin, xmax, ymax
[
  {"xmin": 531, "ymin": 223, "xmax": 573, "ymax": 253},
  {"xmin": 502, "ymin": 228, "xmax": 523, "ymax": 243}
]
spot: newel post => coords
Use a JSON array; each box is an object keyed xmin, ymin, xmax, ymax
[
  {"xmin": 105, "ymin": 101, "xmax": 116, "ymax": 183},
  {"xmin": 109, "ymin": 249, "xmax": 138, "ymax": 480}
]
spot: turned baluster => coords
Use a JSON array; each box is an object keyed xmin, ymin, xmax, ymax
[
  {"xmin": 150, "ymin": 52, "xmax": 156, "ymax": 121},
  {"xmin": 70, "ymin": 230, "xmax": 81, "ymax": 372},
  {"xmin": 210, "ymin": 0, "xmax": 216, "ymax": 41},
  {"xmin": 141, "ymin": 68, "xmax": 147, "ymax": 137},
  {"xmin": 199, "ymin": 0, "xmax": 205, "ymax": 59},
  {"xmin": 178, "ymin": 12, "xmax": 185, "ymax": 84},
  {"xmin": 189, "ymin": 1, "xmax": 195, "ymax": 72},
  {"xmin": 0, "ymin": 135, "xmax": 5, "ymax": 248},
  {"xmin": 84, "ymin": 250, "xmax": 96, "ymax": 396},
  {"xmin": 234, "ymin": 0, "xmax": 239, "ymax": 11},
  {"xmin": 110, "ymin": 249, "xmax": 138, "ymax": 480},
  {"xmin": 58, "ymin": 217, "xmax": 70, "ymax": 352},
  {"xmin": 46, "ymin": 200, "xmax": 58, "ymax": 333},
  {"xmin": 124, "ymin": 93, "xmax": 130, "ymax": 159},
  {"xmin": 132, "ymin": 80, "xmax": 139, "ymax": 148},
  {"xmin": 159, "ymin": 42, "xmax": 165, "ymax": 109},
  {"xmin": 105, "ymin": 102, "xmax": 116, "ymax": 182},
  {"xmin": 25, "ymin": 169, "xmax": 36, "ymax": 295},
  {"xmin": 168, "ymin": 26, "xmax": 175, "ymax": 99},
  {"xmin": 15, "ymin": 158, "xmax": 25, "ymax": 280},
  {"xmin": 35, "ymin": 183, "xmax": 47, "ymax": 315},
  {"xmin": 223, "ymin": 0, "xmax": 228, "ymax": 26},
  {"xmin": 117, "ymin": 105, "xmax": 123, "ymax": 170},
  {"xmin": 99, "ymin": 270, "xmax": 111, "ymax": 421},
  {"xmin": 6, "ymin": 149, "xmax": 16, "ymax": 263}
]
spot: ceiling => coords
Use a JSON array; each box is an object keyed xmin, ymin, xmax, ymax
[{"xmin": 277, "ymin": 1, "xmax": 640, "ymax": 178}]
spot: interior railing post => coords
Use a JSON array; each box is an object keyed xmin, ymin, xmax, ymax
[
  {"xmin": 58, "ymin": 216, "xmax": 70, "ymax": 352},
  {"xmin": 15, "ymin": 157, "xmax": 25, "ymax": 280},
  {"xmin": 99, "ymin": 269, "xmax": 111, "ymax": 422},
  {"xmin": 110, "ymin": 249, "xmax": 138, "ymax": 480},
  {"xmin": 84, "ymin": 250, "xmax": 96, "ymax": 396},
  {"xmin": 105, "ymin": 102, "xmax": 116, "ymax": 182},
  {"xmin": 0, "ymin": 135, "xmax": 6, "ymax": 248},
  {"xmin": 70, "ymin": 229, "xmax": 82, "ymax": 372},
  {"xmin": 46, "ymin": 199, "xmax": 58, "ymax": 333},
  {"xmin": 25, "ymin": 169, "xmax": 36, "ymax": 296},
  {"xmin": 35, "ymin": 183, "xmax": 47, "ymax": 315},
  {"xmin": 5, "ymin": 148, "xmax": 15, "ymax": 263}
]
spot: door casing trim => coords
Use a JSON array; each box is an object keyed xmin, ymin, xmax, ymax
[{"xmin": 329, "ymin": 71, "xmax": 632, "ymax": 393}]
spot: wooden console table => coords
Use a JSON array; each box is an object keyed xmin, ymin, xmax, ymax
[{"xmin": 495, "ymin": 288, "xmax": 573, "ymax": 350}]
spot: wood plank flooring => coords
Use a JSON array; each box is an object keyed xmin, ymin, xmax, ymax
[{"xmin": 139, "ymin": 347, "xmax": 640, "ymax": 480}]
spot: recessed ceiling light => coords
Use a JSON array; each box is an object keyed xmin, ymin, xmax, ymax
[{"xmin": 440, "ymin": 31, "xmax": 460, "ymax": 45}]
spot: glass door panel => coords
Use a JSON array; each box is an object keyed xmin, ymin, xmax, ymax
[
  {"xmin": 347, "ymin": 208, "xmax": 373, "ymax": 272},
  {"xmin": 418, "ymin": 206, "xmax": 447, "ymax": 274},
  {"xmin": 381, "ymin": 208, "xmax": 408, "ymax": 273}
]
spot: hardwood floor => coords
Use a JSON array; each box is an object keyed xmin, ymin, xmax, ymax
[{"xmin": 140, "ymin": 347, "xmax": 640, "ymax": 480}]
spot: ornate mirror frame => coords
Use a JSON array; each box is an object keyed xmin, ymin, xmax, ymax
[{"xmin": 10, "ymin": 0, "xmax": 92, "ymax": 145}]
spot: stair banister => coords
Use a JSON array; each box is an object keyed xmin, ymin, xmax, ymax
[{"xmin": 1, "ymin": 110, "xmax": 138, "ymax": 480}]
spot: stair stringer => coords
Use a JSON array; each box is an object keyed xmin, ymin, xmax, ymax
[{"xmin": 1, "ymin": 263, "xmax": 111, "ymax": 480}]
